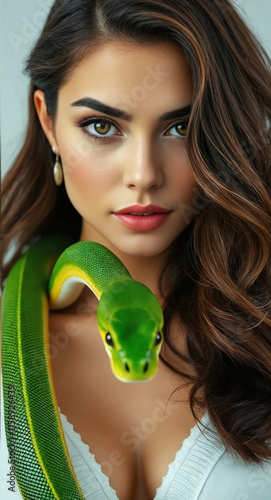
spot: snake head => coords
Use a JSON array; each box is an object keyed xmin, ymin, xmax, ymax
[{"xmin": 97, "ymin": 279, "xmax": 164, "ymax": 382}]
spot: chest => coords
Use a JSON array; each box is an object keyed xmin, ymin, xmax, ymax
[{"xmin": 49, "ymin": 311, "xmax": 201, "ymax": 500}]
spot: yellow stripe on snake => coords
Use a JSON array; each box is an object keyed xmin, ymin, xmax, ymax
[{"xmin": 2, "ymin": 236, "xmax": 163, "ymax": 499}]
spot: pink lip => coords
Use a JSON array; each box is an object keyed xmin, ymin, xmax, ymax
[
  {"xmin": 115, "ymin": 204, "xmax": 169, "ymax": 215},
  {"xmin": 113, "ymin": 204, "xmax": 171, "ymax": 231}
]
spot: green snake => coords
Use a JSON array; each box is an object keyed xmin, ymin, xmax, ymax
[{"xmin": 2, "ymin": 235, "xmax": 163, "ymax": 499}]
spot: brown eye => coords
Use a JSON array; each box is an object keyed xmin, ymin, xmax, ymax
[
  {"xmin": 154, "ymin": 331, "xmax": 162, "ymax": 347},
  {"xmin": 94, "ymin": 121, "xmax": 111, "ymax": 135},
  {"xmin": 175, "ymin": 123, "xmax": 188, "ymax": 136},
  {"xmin": 78, "ymin": 117, "xmax": 120, "ymax": 140},
  {"xmin": 166, "ymin": 121, "xmax": 188, "ymax": 138},
  {"xmin": 105, "ymin": 332, "xmax": 114, "ymax": 348}
]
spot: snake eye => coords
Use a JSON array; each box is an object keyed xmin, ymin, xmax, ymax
[
  {"xmin": 105, "ymin": 332, "xmax": 114, "ymax": 348},
  {"xmin": 154, "ymin": 331, "xmax": 162, "ymax": 347}
]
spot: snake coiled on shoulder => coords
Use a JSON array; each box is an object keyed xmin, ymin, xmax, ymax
[{"xmin": 2, "ymin": 236, "xmax": 163, "ymax": 499}]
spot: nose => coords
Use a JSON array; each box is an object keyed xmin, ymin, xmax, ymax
[{"xmin": 123, "ymin": 135, "xmax": 164, "ymax": 192}]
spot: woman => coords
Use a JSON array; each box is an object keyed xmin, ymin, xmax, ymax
[{"xmin": 1, "ymin": 0, "xmax": 271, "ymax": 499}]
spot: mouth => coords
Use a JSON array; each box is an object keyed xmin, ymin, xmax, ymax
[
  {"xmin": 113, "ymin": 204, "xmax": 172, "ymax": 231},
  {"xmin": 114, "ymin": 204, "xmax": 170, "ymax": 215}
]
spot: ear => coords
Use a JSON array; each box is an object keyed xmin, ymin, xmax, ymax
[{"xmin": 34, "ymin": 90, "xmax": 58, "ymax": 151}]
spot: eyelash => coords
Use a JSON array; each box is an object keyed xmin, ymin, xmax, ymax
[
  {"xmin": 76, "ymin": 116, "xmax": 120, "ymax": 142},
  {"xmin": 76, "ymin": 116, "xmax": 189, "ymax": 142}
]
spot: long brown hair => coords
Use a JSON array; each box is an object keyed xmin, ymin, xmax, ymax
[{"xmin": 2, "ymin": 0, "xmax": 271, "ymax": 462}]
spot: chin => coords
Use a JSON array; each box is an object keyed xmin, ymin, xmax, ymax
[{"xmin": 114, "ymin": 238, "xmax": 173, "ymax": 258}]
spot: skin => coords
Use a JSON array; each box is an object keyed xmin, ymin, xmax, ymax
[
  {"xmin": 35, "ymin": 41, "xmax": 202, "ymax": 500},
  {"xmin": 35, "ymin": 41, "xmax": 198, "ymax": 296}
]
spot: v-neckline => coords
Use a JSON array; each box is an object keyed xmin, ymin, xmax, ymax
[{"xmin": 58, "ymin": 408, "xmax": 225, "ymax": 500}]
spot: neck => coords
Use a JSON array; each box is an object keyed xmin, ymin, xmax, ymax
[
  {"xmin": 79, "ymin": 229, "xmax": 170, "ymax": 302},
  {"xmin": 114, "ymin": 252, "xmax": 167, "ymax": 302}
]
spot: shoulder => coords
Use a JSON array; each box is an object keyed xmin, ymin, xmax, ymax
[
  {"xmin": 180, "ymin": 412, "xmax": 271, "ymax": 499},
  {"xmin": 199, "ymin": 435, "xmax": 271, "ymax": 499},
  {"xmin": 201, "ymin": 455, "xmax": 271, "ymax": 499}
]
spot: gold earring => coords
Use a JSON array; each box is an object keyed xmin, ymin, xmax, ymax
[{"xmin": 52, "ymin": 148, "xmax": 63, "ymax": 186}]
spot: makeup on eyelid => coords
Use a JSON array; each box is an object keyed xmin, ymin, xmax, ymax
[{"xmin": 75, "ymin": 115, "xmax": 189, "ymax": 142}]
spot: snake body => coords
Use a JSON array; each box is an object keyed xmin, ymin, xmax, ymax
[{"xmin": 2, "ymin": 236, "xmax": 163, "ymax": 499}]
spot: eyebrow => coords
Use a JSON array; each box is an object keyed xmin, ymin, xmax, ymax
[{"xmin": 71, "ymin": 97, "xmax": 191, "ymax": 121}]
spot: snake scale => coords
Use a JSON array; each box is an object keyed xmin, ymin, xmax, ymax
[{"xmin": 2, "ymin": 235, "xmax": 163, "ymax": 499}]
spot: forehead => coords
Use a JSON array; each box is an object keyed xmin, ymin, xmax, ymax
[{"xmin": 58, "ymin": 41, "xmax": 193, "ymax": 114}]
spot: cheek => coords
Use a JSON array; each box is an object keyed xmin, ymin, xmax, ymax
[
  {"xmin": 184, "ymin": 172, "xmax": 199, "ymax": 202},
  {"xmin": 170, "ymin": 157, "xmax": 198, "ymax": 202},
  {"xmin": 57, "ymin": 127, "xmax": 106, "ymax": 180},
  {"xmin": 61, "ymin": 145, "xmax": 109, "ymax": 194},
  {"xmin": 60, "ymin": 155, "xmax": 104, "ymax": 217}
]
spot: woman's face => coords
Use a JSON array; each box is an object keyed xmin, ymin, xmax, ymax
[{"xmin": 50, "ymin": 42, "xmax": 197, "ymax": 257}]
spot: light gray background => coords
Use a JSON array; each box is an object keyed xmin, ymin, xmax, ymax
[{"xmin": 1, "ymin": 0, "xmax": 271, "ymax": 178}]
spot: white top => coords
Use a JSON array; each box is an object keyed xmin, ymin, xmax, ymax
[
  {"xmin": 58, "ymin": 410, "xmax": 271, "ymax": 500},
  {"xmin": 1, "ymin": 394, "xmax": 271, "ymax": 499}
]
